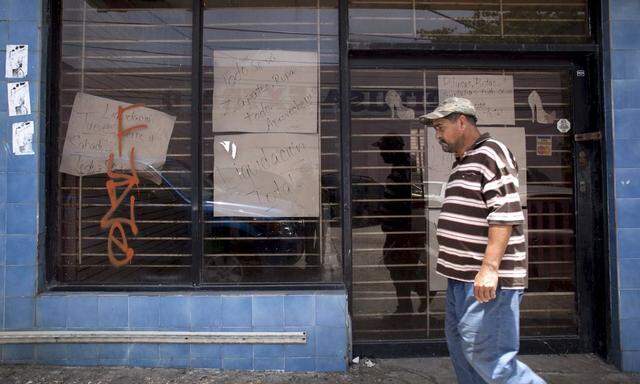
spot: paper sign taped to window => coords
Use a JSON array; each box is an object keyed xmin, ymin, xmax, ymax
[
  {"xmin": 536, "ymin": 136, "xmax": 553, "ymax": 156},
  {"xmin": 213, "ymin": 50, "xmax": 318, "ymax": 133},
  {"xmin": 213, "ymin": 133, "xmax": 320, "ymax": 217},
  {"xmin": 59, "ymin": 93, "xmax": 176, "ymax": 176},
  {"xmin": 438, "ymin": 75, "xmax": 515, "ymax": 126}
]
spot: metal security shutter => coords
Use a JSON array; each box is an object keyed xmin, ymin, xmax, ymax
[
  {"xmin": 200, "ymin": 1, "xmax": 342, "ymax": 284},
  {"xmin": 54, "ymin": 0, "xmax": 194, "ymax": 284},
  {"xmin": 350, "ymin": 68, "xmax": 577, "ymax": 341}
]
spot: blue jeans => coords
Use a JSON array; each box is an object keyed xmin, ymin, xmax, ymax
[{"xmin": 445, "ymin": 279, "xmax": 546, "ymax": 384}]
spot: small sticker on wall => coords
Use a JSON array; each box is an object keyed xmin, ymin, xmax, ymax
[
  {"xmin": 7, "ymin": 81, "xmax": 31, "ymax": 116},
  {"xmin": 5, "ymin": 45, "xmax": 28, "ymax": 78},
  {"xmin": 12, "ymin": 121, "xmax": 35, "ymax": 156},
  {"xmin": 536, "ymin": 136, "xmax": 553, "ymax": 157},
  {"xmin": 557, "ymin": 118, "xmax": 571, "ymax": 133}
]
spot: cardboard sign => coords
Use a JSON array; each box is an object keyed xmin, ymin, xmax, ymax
[
  {"xmin": 213, "ymin": 133, "xmax": 320, "ymax": 217},
  {"xmin": 213, "ymin": 50, "xmax": 318, "ymax": 133},
  {"xmin": 59, "ymin": 93, "xmax": 176, "ymax": 176}
]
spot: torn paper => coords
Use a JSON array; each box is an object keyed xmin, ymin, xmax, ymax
[{"xmin": 59, "ymin": 92, "xmax": 176, "ymax": 176}]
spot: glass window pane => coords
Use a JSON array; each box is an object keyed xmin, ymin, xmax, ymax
[
  {"xmin": 350, "ymin": 68, "xmax": 577, "ymax": 341},
  {"xmin": 202, "ymin": 1, "xmax": 341, "ymax": 284},
  {"xmin": 349, "ymin": 0, "xmax": 591, "ymax": 44},
  {"xmin": 54, "ymin": 0, "xmax": 193, "ymax": 284}
]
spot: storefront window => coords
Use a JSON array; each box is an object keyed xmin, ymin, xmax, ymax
[
  {"xmin": 202, "ymin": 1, "xmax": 341, "ymax": 283},
  {"xmin": 53, "ymin": 0, "xmax": 194, "ymax": 284},
  {"xmin": 350, "ymin": 68, "xmax": 577, "ymax": 340},
  {"xmin": 51, "ymin": 0, "xmax": 341, "ymax": 286},
  {"xmin": 349, "ymin": 0, "xmax": 591, "ymax": 43}
]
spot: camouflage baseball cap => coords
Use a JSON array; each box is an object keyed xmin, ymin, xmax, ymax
[{"xmin": 418, "ymin": 97, "xmax": 477, "ymax": 125}]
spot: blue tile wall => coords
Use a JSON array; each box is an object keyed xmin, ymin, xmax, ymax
[
  {"xmin": 0, "ymin": 0, "xmax": 349, "ymax": 373},
  {"xmin": 252, "ymin": 296, "xmax": 284, "ymax": 327},
  {"xmin": 129, "ymin": 296, "xmax": 160, "ymax": 329},
  {"xmin": 0, "ymin": 292, "xmax": 348, "ymax": 371},
  {"xmin": 612, "ymin": 0, "xmax": 640, "ymax": 373},
  {"xmin": 285, "ymin": 357, "xmax": 316, "ymax": 372},
  {"xmin": 612, "ymin": 0, "xmax": 640, "ymax": 20},
  {"xmin": 36, "ymin": 295, "xmax": 66, "ymax": 329},
  {"xmin": 254, "ymin": 357, "xmax": 285, "ymax": 371},
  {"xmin": 189, "ymin": 296, "xmax": 221, "ymax": 330},
  {"xmin": 158, "ymin": 296, "xmax": 190, "ymax": 330},
  {"xmin": 285, "ymin": 295, "xmax": 315, "ymax": 326},
  {"xmin": 222, "ymin": 296, "xmax": 252, "ymax": 328},
  {"xmin": 98, "ymin": 296, "xmax": 129, "ymax": 329},
  {"xmin": 66, "ymin": 296, "xmax": 98, "ymax": 329}
]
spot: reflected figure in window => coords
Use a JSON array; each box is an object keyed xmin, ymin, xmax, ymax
[{"xmin": 374, "ymin": 135, "xmax": 428, "ymax": 314}]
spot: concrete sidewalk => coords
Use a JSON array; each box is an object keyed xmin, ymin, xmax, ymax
[{"xmin": 0, "ymin": 354, "xmax": 639, "ymax": 383}]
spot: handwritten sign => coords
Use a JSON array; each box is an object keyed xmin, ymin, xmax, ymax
[
  {"xmin": 213, "ymin": 133, "xmax": 319, "ymax": 217},
  {"xmin": 59, "ymin": 93, "xmax": 176, "ymax": 176},
  {"xmin": 212, "ymin": 50, "xmax": 318, "ymax": 133},
  {"xmin": 438, "ymin": 75, "xmax": 515, "ymax": 125}
]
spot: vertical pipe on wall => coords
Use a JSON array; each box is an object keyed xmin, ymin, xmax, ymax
[
  {"xmin": 191, "ymin": 0, "xmax": 204, "ymax": 286},
  {"xmin": 339, "ymin": 0, "xmax": 353, "ymax": 313}
]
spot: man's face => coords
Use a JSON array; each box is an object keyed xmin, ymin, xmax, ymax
[{"xmin": 432, "ymin": 115, "xmax": 463, "ymax": 153}]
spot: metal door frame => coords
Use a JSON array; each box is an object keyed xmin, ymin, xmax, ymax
[{"xmin": 345, "ymin": 52, "xmax": 607, "ymax": 357}]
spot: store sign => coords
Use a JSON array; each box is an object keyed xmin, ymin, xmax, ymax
[
  {"xmin": 59, "ymin": 93, "xmax": 176, "ymax": 176},
  {"xmin": 212, "ymin": 50, "xmax": 318, "ymax": 133},
  {"xmin": 213, "ymin": 133, "xmax": 320, "ymax": 217},
  {"xmin": 438, "ymin": 75, "xmax": 515, "ymax": 126}
]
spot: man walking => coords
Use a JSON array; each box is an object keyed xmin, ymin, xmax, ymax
[{"xmin": 419, "ymin": 97, "xmax": 545, "ymax": 384}]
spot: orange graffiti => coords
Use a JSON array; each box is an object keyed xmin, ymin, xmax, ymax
[
  {"xmin": 100, "ymin": 149, "xmax": 140, "ymax": 267},
  {"xmin": 100, "ymin": 104, "xmax": 148, "ymax": 267},
  {"xmin": 116, "ymin": 104, "xmax": 147, "ymax": 157}
]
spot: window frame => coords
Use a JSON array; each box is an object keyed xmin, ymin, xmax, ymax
[
  {"xmin": 44, "ymin": 0, "xmax": 347, "ymax": 292},
  {"xmin": 44, "ymin": 0, "xmax": 600, "ymax": 293}
]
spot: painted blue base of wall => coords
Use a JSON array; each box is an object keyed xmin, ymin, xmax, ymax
[{"xmin": 0, "ymin": 292, "xmax": 349, "ymax": 371}]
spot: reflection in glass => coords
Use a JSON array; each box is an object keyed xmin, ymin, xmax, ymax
[
  {"xmin": 375, "ymin": 135, "xmax": 427, "ymax": 314},
  {"xmin": 349, "ymin": 0, "xmax": 590, "ymax": 43},
  {"xmin": 202, "ymin": 1, "xmax": 341, "ymax": 284},
  {"xmin": 350, "ymin": 68, "xmax": 577, "ymax": 341},
  {"xmin": 55, "ymin": 0, "xmax": 193, "ymax": 284}
]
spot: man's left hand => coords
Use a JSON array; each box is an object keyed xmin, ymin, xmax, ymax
[{"xmin": 474, "ymin": 265, "xmax": 499, "ymax": 303}]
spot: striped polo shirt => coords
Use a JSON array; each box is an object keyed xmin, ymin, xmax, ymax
[{"xmin": 436, "ymin": 133, "xmax": 527, "ymax": 289}]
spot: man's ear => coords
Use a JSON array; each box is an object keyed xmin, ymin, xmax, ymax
[{"xmin": 457, "ymin": 115, "xmax": 467, "ymax": 131}]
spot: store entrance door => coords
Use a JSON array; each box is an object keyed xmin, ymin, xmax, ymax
[{"xmin": 348, "ymin": 61, "xmax": 602, "ymax": 355}]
